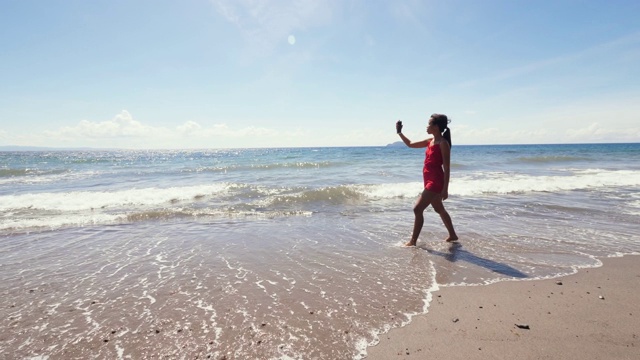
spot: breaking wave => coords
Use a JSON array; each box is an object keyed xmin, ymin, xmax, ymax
[{"xmin": 2, "ymin": 168, "xmax": 639, "ymax": 233}]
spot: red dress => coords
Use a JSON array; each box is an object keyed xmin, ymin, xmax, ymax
[{"xmin": 423, "ymin": 141, "xmax": 445, "ymax": 193}]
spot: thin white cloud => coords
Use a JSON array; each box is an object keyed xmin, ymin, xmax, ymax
[
  {"xmin": 453, "ymin": 90, "xmax": 640, "ymax": 145},
  {"xmin": 455, "ymin": 125, "xmax": 626, "ymax": 146},
  {"xmin": 565, "ymin": 122, "xmax": 640, "ymax": 143},
  {"xmin": 454, "ymin": 124, "xmax": 515, "ymax": 144},
  {"xmin": 176, "ymin": 120, "xmax": 202, "ymax": 135},
  {"xmin": 180, "ymin": 122, "xmax": 279, "ymax": 138},
  {"xmin": 456, "ymin": 31, "xmax": 640, "ymax": 89},
  {"xmin": 45, "ymin": 111, "xmax": 161, "ymax": 139},
  {"xmin": 41, "ymin": 111, "xmax": 290, "ymax": 146},
  {"xmin": 211, "ymin": 0, "xmax": 335, "ymax": 55},
  {"xmin": 389, "ymin": 0, "xmax": 430, "ymax": 33}
]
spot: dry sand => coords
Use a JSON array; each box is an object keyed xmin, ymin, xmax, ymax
[{"xmin": 366, "ymin": 255, "xmax": 640, "ymax": 360}]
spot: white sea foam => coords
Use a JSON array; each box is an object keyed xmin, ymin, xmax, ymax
[
  {"xmin": 116, "ymin": 345, "xmax": 125, "ymax": 359},
  {"xmin": 354, "ymin": 169, "xmax": 640, "ymax": 198},
  {"xmin": 453, "ymin": 169, "xmax": 640, "ymax": 196},
  {"xmin": 0, "ymin": 183, "xmax": 232, "ymax": 212},
  {"xmin": 3, "ymin": 169, "xmax": 638, "ymax": 215},
  {"xmin": 0, "ymin": 213, "xmax": 124, "ymax": 231}
]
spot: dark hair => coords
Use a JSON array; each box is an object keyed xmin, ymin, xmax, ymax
[{"xmin": 431, "ymin": 113, "xmax": 452, "ymax": 147}]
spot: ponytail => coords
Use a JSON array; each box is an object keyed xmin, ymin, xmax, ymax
[
  {"xmin": 430, "ymin": 113, "xmax": 452, "ymax": 148},
  {"xmin": 443, "ymin": 127, "xmax": 452, "ymax": 148}
]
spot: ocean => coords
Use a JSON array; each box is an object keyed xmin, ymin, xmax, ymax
[{"xmin": 1, "ymin": 143, "xmax": 639, "ymax": 359}]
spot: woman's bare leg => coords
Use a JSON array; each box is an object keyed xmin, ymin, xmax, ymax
[
  {"xmin": 431, "ymin": 195, "xmax": 458, "ymax": 242},
  {"xmin": 405, "ymin": 190, "xmax": 439, "ymax": 246}
]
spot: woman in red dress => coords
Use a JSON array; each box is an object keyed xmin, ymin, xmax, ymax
[{"xmin": 396, "ymin": 114, "xmax": 458, "ymax": 246}]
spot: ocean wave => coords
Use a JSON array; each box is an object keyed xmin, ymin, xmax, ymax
[
  {"xmin": 125, "ymin": 208, "xmax": 312, "ymax": 222},
  {"xmin": 250, "ymin": 161, "xmax": 336, "ymax": 170},
  {"xmin": 0, "ymin": 168, "xmax": 100, "ymax": 186},
  {"xmin": 0, "ymin": 207, "xmax": 314, "ymax": 233},
  {"xmin": 67, "ymin": 157, "xmax": 119, "ymax": 164},
  {"xmin": 352, "ymin": 169, "xmax": 640, "ymax": 198},
  {"xmin": 449, "ymin": 162, "xmax": 468, "ymax": 169},
  {"xmin": 513, "ymin": 155, "xmax": 590, "ymax": 163},
  {"xmin": 0, "ymin": 183, "xmax": 234, "ymax": 212},
  {"xmin": 452, "ymin": 169, "xmax": 640, "ymax": 196},
  {"xmin": 0, "ymin": 168, "xmax": 69, "ymax": 178},
  {"xmin": 3, "ymin": 169, "xmax": 639, "ymax": 213},
  {"xmin": 269, "ymin": 186, "xmax": 365, "ymax": 206},
  {"xmin": 2, "ymin": 168, "xmax": 639, "ymax": 233},
  {"xmin": 187, "ymin": 161, "xmax": 340, "ymax": 174},
  {"xmin": 0, "ymin": 213, "xmax": 125, "ymax": 233}
]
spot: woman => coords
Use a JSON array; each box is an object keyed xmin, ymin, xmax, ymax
[{"xmin": 396, "ymin": 114, "xmax": 458, "ymax": 246}]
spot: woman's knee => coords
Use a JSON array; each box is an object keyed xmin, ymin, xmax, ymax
[
  {"xmin": 431, "ymin": 201, "xmax": 445, "ymax": 215},
  {"xmin": 413, "ymin": 203, "xmax": 427, "ymax": 214},
  {"xmin": 414, "ymin": 199, "xmax": 432, "ymax": 213}
]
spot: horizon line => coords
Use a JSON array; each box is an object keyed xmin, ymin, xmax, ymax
[{"xmin": 1, "ymin": 141, "xmax": 638, "ymax": 152}]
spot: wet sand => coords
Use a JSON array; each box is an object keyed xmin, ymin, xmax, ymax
[{"xmin": 366, "ymin": 255, "xmax": 640, "ymax": 360}]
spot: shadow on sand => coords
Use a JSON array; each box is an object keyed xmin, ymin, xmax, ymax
[{"xmin": 421, "ymin": 242, "xmax": 528, "ymax": 279}]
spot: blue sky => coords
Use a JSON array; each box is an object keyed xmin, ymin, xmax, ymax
[{"xmin": 1, "ymin": 0, "xmax": 639, "ymax": 149}]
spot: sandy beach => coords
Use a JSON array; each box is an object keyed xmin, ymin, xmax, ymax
[
  {"xmin": 2, "ymin": 146, "xmax": 639, "ymax": 359},
  {"xmin": 366, "ymin": 255, "xmax": 640, "ymax": 360}
]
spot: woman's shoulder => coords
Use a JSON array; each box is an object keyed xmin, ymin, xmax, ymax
[
  {"xmin": 437, "ymin": 139, "xmax": 450, "ymax": 151},
  {"xmin": 430, "ymin": 139, "xmax": 448, "ymax": 149}
]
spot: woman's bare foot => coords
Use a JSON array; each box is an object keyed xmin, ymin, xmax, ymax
[
  {"xmin": 445, "ymin": 235, "xmax": 459, "ymax": 242},
  {"xmin": 404, "ymin": 240, "xmax": 417, "ymax": 247}
]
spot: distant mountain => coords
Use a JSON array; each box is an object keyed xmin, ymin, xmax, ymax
[
  {"xmin": 386, "ymin": 141, "xmax": 405, "ymax": 147},
  {"xmin": 0, "ymin": 146, "xmax": 55, "ymax": 151},
  {"xmin": 0, "ymin": 146, "xmax": 105, "ymax": 151}
]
